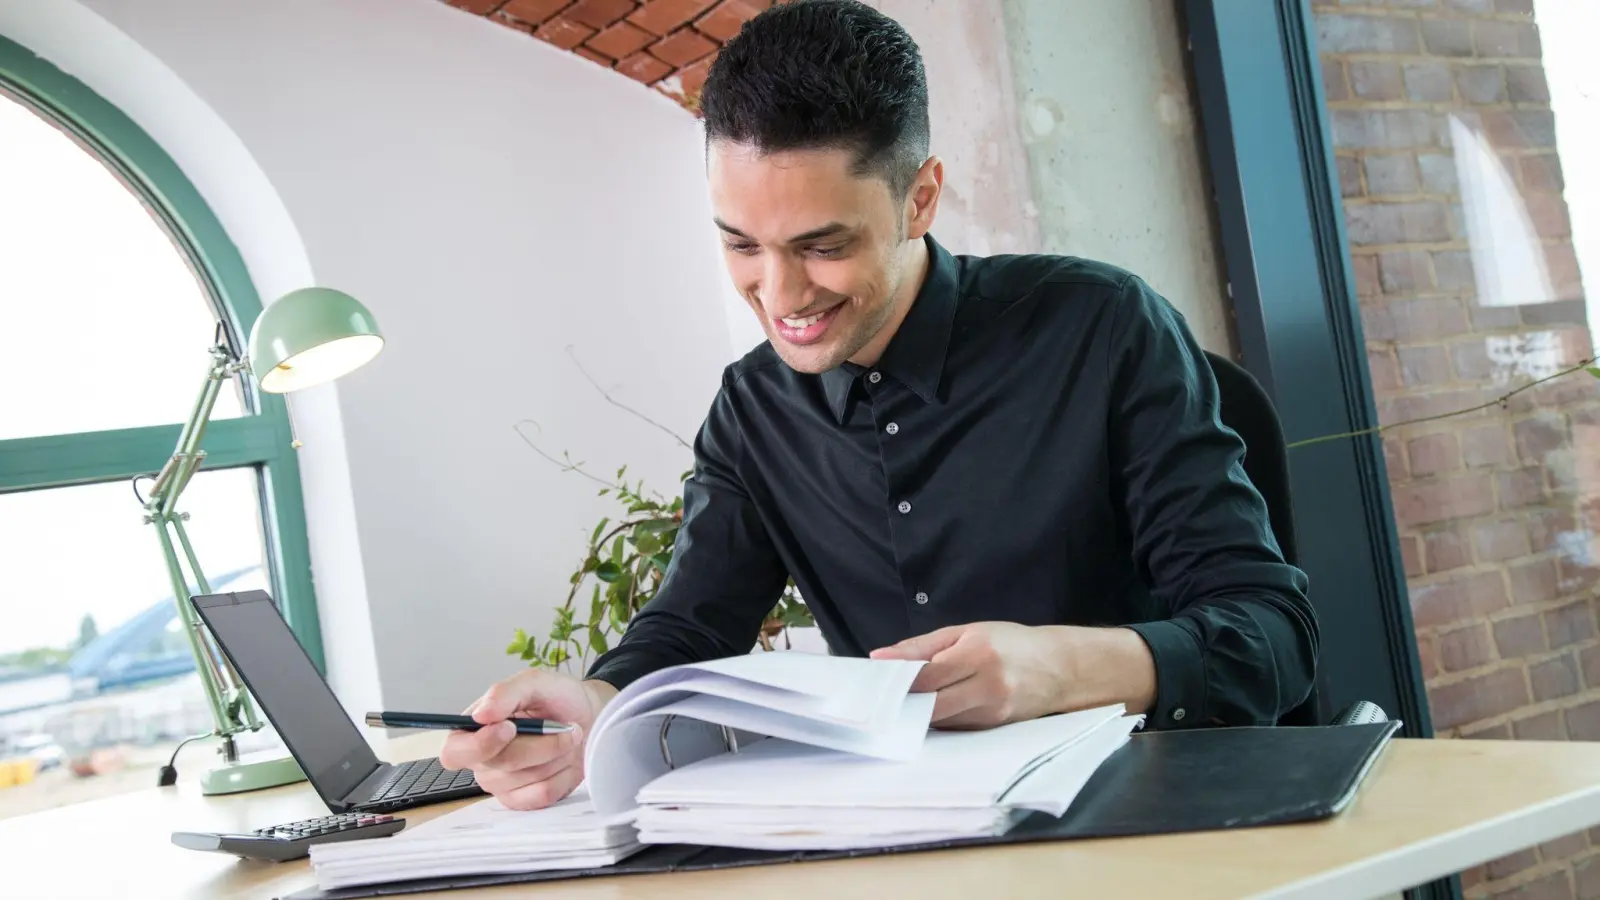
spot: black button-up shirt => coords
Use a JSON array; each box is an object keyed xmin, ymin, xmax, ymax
[{"xmin": 587, "ymin": 235, "xmax": 1317, "ymax": 729}]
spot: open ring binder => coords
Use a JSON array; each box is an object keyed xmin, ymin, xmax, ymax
[{"xmin": 657, "ymin": 715, "xmax": 741, "ymax": 771}]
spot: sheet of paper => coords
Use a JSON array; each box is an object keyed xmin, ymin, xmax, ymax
[
  {"xmin": 645, "ymin": 687, "xmax": 935, "ymax": 762},
  {"xmin": 1000, "ymin": 713, "xmax": 1140, "ymax": 815}
]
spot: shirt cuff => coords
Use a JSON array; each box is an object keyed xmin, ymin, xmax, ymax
[{"xmin": 1124, "ymin": 620, "xmax": 1207, "ymax": 729}]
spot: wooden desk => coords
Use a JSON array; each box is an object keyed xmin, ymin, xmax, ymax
[{"xmin": 5, "ymin": 732, "xmax": 1600, "ymax": 900}]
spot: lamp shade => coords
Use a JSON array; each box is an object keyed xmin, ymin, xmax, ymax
[{"xmin": 248, "ymin": 287, "xmax": 384, "ymax": 393}]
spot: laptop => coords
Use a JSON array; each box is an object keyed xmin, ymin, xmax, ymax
[{"xmin": 190, "ymin": 589, "xmax": 485, "ymax": 813}]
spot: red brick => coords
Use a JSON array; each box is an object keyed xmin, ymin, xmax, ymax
[
  {"xmin": 628, "ymin": 0, "xmax": 717, "ymax": 35},
  {"xmin": 1417, "ymin": 634, "xmax": 1443, "ymax": 680},
  {"xmin": 1461, "ymin": 423, "xmax": 1513, "ymax": 467},
  {"xmin": 1318, "ymin": 14, "xmax": 1420, "ymax": 53},
  {"xmin": 1404, "ymin": 62, "xmax": 1454, "ymax": 102},
  {"xmin": 1454, "ymin": 63, "xmax": 1506, "ymax": 105},
  {"xmin": 1323, "ymin": 58, "xmax": 1350, "ymax": 103},
  {"xmin": 1506, "ymin": 64, "xmax": 1551, "ymax": 103},
  {"xmin": 1487, "ymin": 848, "xmax": 1541, "ymax": 882},
  {"xmin": 500, "ymin": 0, "xmax": 575, "ymax": 23},
  {"xmin": 1514, "ymin": 413, "xmax": 1569, "ymax": 463},
  {"xmin": 1412, "ymin": 569, "xmax": 1509, "ymax": 629},
  {"xmin": 1527, "ymin": 508, "xmax": 1577, "ymax": 554},
  {"xmin": 565, "ymin": 0, "xmax": 637, "ymax": 29},
  {"xmin": 1379, "ymin": 388, "xmax": 1487, "ymax": 427},
  {"xmin": 1362, "ymin": 297, "xmax": 1469, "ymax": 342},
  {"xmin": 1331, "ymin": 110, "xmax": 1442, "ymax": 151},
  {"xmin": 649, "ymin": 26, "xmax": 717, "ymax": 66},
  {"xmin": 1365, "ymin": 154, "xmax": 1420, "ymax": 196},
  {"xmin": 586, "ymin": 19, "xmax": 654, "ymax": 57},
  {"xmin": 1557, "ymin": 555, "xmax": 1600, "ymax": 597},
  {"xmin": 1508, "ymin": 558, "xmax": 1560, "ymax": 605},
  {"xmin": 1531, "ymin": 652, "xmax": 1581, "ymax": 701},
  {"xmin": 1493, "ymin": 611, "xmax": 1547, "ymax": 657},
  {"xmin": 1526, "ymin": 192, "xmax": 1573, "ymax": 238},
  {"xmin": 1487, "ymin": 870, "xmax": 1573, "ymax": 900},
  {"xmin": 1521, "ymin": 153, "xmax": 1565, "ymax": 191},
  {"xmin": 491, "ymin": 10, "xmax": 536, "ymax": 32},
  {"xmin": 1463, "ymin": 721, "xmax": 1511, "ymax": 740},
  {"xmin": 674, "ymin": 52, "xmax": 716, "ymax": 103},
  {"xmin": 615, "ymin": 50, "xmax": 673, "ymax": 83},
  {"xmin": 1428, "ymin": 666, "xmax": 1529, "ymax": 731},
  {"xmin": 1408, "ymin": 431, "xmax": 1463, "ymax": 475},
  {"xmin": 1481, "ymin": 109, "xmax": 1558, "ymax": 148},
  {"xmin": 1447, "ymin": 0, "xmax": 1492, "ymax": 10},
  {"xmin": 1393, "ymin": 472, "xmax": 1495, "ymax": 528},
  {"xmin": 1347, "ymin": 201, "xmax": 1451, "ymax": 246},
  {"xmin": 1513, "ymin": 710, "xmax": 1563, "ymax": 740},
  {"xmin": 1579, "ymin": 855, "xmax": 1600, "ymax": 900},
  {"xmin": 1543, "ymin": 831, "xmax": 1587, "ymax": 862},
  {"xmin": 1498, "ymin": 467, "xmax": 1548, "ymax": 509},
  {"xmin": 1349, "ymin": 61, "xmax": 1404, "ymax": 101},
  {"xmin": 1424, "ymin": 527, "xmax": 1473, "ymax": 573},
  {"xmin": 1398, "ymin": 346, "xmax": 1454, "ymax": 388},
  {"xmin": 1474, "ymin": 517, "xmax": 1531, "ymax": 562},
  {"xmin": 1547, "ymin": 244, "xmax": 1584, "ymax": 302},
  {"xmin": 574, "ymin": 44, "xmax": 614, "ymax": 64},
  {"xmin": 1496, "ymin": 0, "xmax": 1534, "ymax": 12},
  {"xmin": 1438, "ymin": 623, "xmax": 1494, "ymax": 672},
  {"xmin": 535, "ymin": 16, "xmax": 597, "ymax": 49},
  {"xmin": 1379, "ymin": 251, "xmax": 1434, "ymax": 293},
  {"xmin": 1399, "ymin": 534, "xmax": 1423, "ymax": 577},
  {"xmin": 1432, "ymin": 251, "xmax": 1475, "ymax": 294},
  {"xmin": 1548, "ymin": 603, "xmax": 1597, "ymax": 649},
  {"xmin": 1353, "ymin": 255, "xmax": 1381, "ymax": 297},
  {"xmin": 1475, "ymin": 20, "xmax": 1542, "ymax": 59},
  {"xmin": 1337, "ymin": 155, "xmax": 1363, "ymax": 198},
  {"xmin": 1421, "ymin": 18, "xmax": 1474, "ymax": 57},
  {"xmin": 1368, "ymin": 348, "xmax": 1401, "ymax": 392},
  {"xmin": 694, "ymin": 0, "xmax": 767, "ymax": 41},
  {"xmin": 449, "ymin": 0, "xmax": 510, "ymax": 13},
  {"xmin": 1384, "ymin": 436, "xmax": 1408, "ymax": 479},
  {"xmin": 1568, "ymin": 700, "xmax": 1600, "ymax": 740},
  {"xmin": 1418, "ymin": 153, "xmax": 1459, "ymax": 194},
  {"xmin": 1582, "ymin": 645, "xmax": 1600, "ymax": 690}
]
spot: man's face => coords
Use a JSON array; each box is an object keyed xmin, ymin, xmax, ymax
[{"xmin": 707, "ymin": 141, "xmax": 938, "ymax": 373}]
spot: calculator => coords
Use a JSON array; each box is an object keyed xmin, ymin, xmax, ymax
[{"xmin": 171, "ymin": 812, "xmax": 406, "ymax": 861}]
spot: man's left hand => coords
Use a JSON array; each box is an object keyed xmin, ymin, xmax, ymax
[{"xmin": 869, "ymin": 622, "xmax": 1157, "ymax": 729}]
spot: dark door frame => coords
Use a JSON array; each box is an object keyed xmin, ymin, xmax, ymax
[{"xmin": 1181, "ymin": 2, "xmax": 1454, "ymax": 896}]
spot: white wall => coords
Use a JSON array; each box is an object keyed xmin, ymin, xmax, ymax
[{"xmin": 12, "ymin": 0, "xmax": 740, "ymax": 715}]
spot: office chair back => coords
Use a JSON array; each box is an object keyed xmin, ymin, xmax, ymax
[{"xmin": 1203, "ymin": 351, "xmax": 1327, "ymax": 727}]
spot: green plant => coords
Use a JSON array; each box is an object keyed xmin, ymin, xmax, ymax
[{"xmin": 507, "ymin": 350, "xmax": 813, "ymax": 674}]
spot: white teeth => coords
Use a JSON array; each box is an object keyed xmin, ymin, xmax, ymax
[{"xmin": 782, "ymin": 312, "xmax": 825, "ymax": 328}]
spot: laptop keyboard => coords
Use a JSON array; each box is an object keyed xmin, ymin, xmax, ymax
[{"xmin": 369, "ymin": 758, "xmax": 477, "ymax": 803}]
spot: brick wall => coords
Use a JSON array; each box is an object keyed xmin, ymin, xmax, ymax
[
  {"xmin": 1313, "ymin": 1, "xmax": 1597, "ymax": 897},
  {"xmin": 442, "ymin": 0, "xmax": 780, "ymax": 113}
]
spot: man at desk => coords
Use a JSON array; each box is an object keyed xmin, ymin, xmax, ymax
[{"xmin": 441, "ymin": 0, "xmax": 1318, "ymax": 810}]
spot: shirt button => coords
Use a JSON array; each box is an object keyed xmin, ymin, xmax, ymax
[
  {"xmin": 914, "ymin": 592, "xmax": 929, "ymax": 605},
  {"xmin": 885, "ymin": 422, "xmax": 899, "ymax": 435},
  {"xmin": 868, "ymin": 371, "xmax": 882, "ymax": 384},
  {"xmin": 1172, "ymin": 708, "xmax": 1186, "ymax": 722},
  {"xmin": 897, "ymin": 500, "xmax": 912, "ymax": 514}
]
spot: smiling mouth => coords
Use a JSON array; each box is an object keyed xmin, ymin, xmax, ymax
[{"xmin": 772, "ymin": 302, "xmax": 844, "ymax": 346}]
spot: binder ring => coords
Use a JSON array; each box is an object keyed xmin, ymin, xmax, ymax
[{"xmin": 657, "ymin": 715, "xmax": 740, "ymax": 770}]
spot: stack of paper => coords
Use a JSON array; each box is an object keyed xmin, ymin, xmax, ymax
[
  {"xmin": 631, "ymin": 705, "xmax": 1140, "ymax": 850},
  {"xmin": 306, "ymin": 787, "xmax": 640, "ymax": 891}
]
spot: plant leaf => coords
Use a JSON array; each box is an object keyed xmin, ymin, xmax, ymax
[
  {"xmin": 1587, "ymin": 366, "xmax": 1600, "ymax": 380},
  {"xmin": 589, "ymin": 584, "xmax": 604, "ymax": 624},
  {"xmin": 505, "ymin": 628, "xmax": 528, "ymax": 655},
  {"xmin": 594, "ymin": 561, "xmax": 622, "ymax": 582},
  {"xmin": 588, "ymin": 624, "xmax": 608, "ymax": 654},
  {"xmin": 591, "ymin": 518, "xmax": 610, "ymax": 544},
  {"xmin": 649, "ymin": 553, "xmax": 671, "ymax": 573}
]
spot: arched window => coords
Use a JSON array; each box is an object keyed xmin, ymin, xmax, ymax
[{"xmin": 0, "ymin": 35, "xmax": 319, "ymax": 809}]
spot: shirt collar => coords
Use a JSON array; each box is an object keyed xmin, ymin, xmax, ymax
[{"xmin": 820, "ymin": 234, "xmax": 959, "ymax": 424}]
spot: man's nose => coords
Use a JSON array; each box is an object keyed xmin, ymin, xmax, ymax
[{"xmin": 759, "ymin": 255, "xmax": 808, "ymax": 317}]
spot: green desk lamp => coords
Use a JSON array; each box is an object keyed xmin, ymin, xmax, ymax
[{"xmin": 144, "ymin": 287, "xmax": 383, "ymax": 795}]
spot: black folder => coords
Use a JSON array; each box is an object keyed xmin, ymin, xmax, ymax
[{"xmin": 282, "ymin": 720, "xmax": 1401, "ymax": 900}]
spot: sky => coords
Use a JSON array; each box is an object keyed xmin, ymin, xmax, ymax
[{"xmin": 0, "ymin": 93, "xmax": 264, "ymax": 656}]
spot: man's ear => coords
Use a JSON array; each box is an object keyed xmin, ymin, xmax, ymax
[{"xmin": 903, "ymin": 155, "xmax": 944, "ymax": 241}]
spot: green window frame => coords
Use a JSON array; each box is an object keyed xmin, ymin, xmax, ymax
[{"xmin": 0, "ymin": 34, "xmax": 325, "ymax": 671}]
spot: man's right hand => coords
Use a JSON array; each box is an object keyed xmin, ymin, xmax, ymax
[{"xmin": 437, "ymin": 669, "xmax": 618, "ymax": 810}]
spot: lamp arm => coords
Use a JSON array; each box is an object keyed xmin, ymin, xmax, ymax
[{"xmin": 140, "ymin": 340, "xmax": 261, "ymax": 744}]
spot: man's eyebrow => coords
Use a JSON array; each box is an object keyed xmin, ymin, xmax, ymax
[{"xmin": 712, "ymin": 219, "xmax": 852, "ymax": 244}]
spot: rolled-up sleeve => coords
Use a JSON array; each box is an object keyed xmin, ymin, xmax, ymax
[
  {"xmin": 585, "ymin": 370, "xmax": 789, "ymax": 692},
  {"xmin": 1106, "ymin": 275, "xmax": 1319, "ymax": 729}
]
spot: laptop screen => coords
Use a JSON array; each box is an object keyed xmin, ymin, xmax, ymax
[{"xmin": 192, "ymin": 590, "xmax": 377, "ymax": 805}]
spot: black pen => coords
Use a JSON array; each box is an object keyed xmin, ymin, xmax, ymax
[{"xmin": 364, "ymin": 711, "xmax": 576, "ymax": 735}]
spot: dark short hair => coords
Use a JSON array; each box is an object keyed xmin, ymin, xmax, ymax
[{"xmin": 699, "ymin": 0, "xmax": 930, "ymax": 199}]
